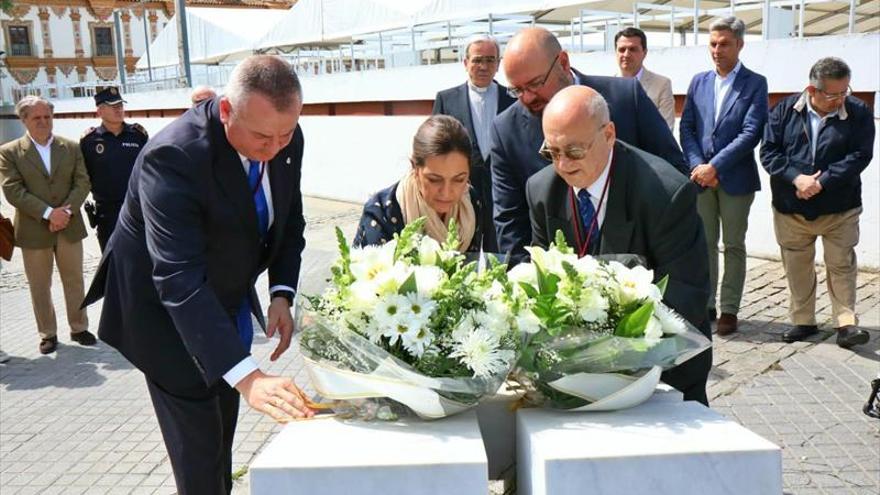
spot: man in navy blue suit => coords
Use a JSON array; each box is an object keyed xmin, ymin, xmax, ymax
[
  {"xmin": 680, "ymin": 16, "xmax": 768, "ymax": 336},
  {"xmin": 84, "ymin": 55, "xmax": 315, "ymax": 494},
  {"xmin": 490, "ymin": 27, "xmax": 686, "ymax": 264},
  {"xmin": 432, "ymin": 35, "xmax": 516, "ymax": 252}
]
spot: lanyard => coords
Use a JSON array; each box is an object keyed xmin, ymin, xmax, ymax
[{"xmin": 569, "ymin": 162, "xmax": 614, "ymax": 258}]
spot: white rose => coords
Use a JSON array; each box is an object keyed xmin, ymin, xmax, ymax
[
  {"xmin": 644, "ymin": 315, "xmax": 664, "ymax": 344},
  {"xmin": 613, "ymin": 264, "xmax": 662, "ymax": 305},
  {"xmin": 418, "ymin": 236, "xmax": 443, "ymax": 265},
  {"xmin": 516, "ymin": 309, "xmax": 542, "ymax": 334}
]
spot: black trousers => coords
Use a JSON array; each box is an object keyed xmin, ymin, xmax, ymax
[
  {"xmin": 146, "ymin": 378, "xmax": 240, "ymax": 495},
  {"xmin": 95, "ymin": 202, "xmax": 122, "ymax": 252},
  {"xmin": 661, "ymin": 347, "xmax": 712, "ymax": 406}
]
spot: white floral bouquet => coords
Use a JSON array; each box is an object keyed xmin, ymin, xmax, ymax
[
  {"xmin": 299, "ymin": 218, "xmax": 520, "ymax": 420},
  {"xmin": 508, "ymin": 232, "xmax": 711, "ymax": 411}
]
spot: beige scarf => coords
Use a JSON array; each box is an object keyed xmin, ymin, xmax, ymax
[{"xmin": 395, "ymin": 170, "xmax": 476, "ymax": 251}]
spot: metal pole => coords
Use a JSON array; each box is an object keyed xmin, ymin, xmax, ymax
[
  {"xmin": 113, "ymin": 11, "xmax": 127, "ymax": 90},
  {"xmin": 142, "ymin": 7, "xmax": 153, "ymax": 81},
  {"xmin": 670, "ymin": 6, "xmax": 675, "ymax": 47},
  {"xmin": 763, "ymin": 0, "xmax": 770, "ymax": 40},
  {"xmin": 693, "ymin": 0, "xmax": 699, "ymax": 45},
  {"xmin": 411, "ymin": 25, "xmax": 417, "ymax": 65},
  {"xmin": 799, "ymin": 0, "xmax": 805, "ymax": 38},
  {"xmin": 633, "ymin": 4, "xmax": 639, "ymax": 29},
  {"xmin": 848, "ymin": 0, "xmax": 856, "ymax": 34},
  {"xmin": 579, "ymin": 13, "xmax": 584, "ymax": 52},
  {"xmin": 447, "ymin": 21, "xmax": 452, "ymax": 47},
  {"xmin": 730, "ymin": 0, "xmax": 735, "ymax": 16},
  {"xmin": 174, "ymin": 0, "xmax": 193, "ymax": 87},
  {"xmin": 570, "ymin": 19, "xmax": 575, "ymax": 52},
  {"xmin": 488, "ymin": 13, "xmax": 494, "ymax": 37},
  {"xmin": 350, "ymin": 42, "xmax": 355, "ymax": 71},
  {"xmin": 0, "ymin": 51, "xmax": 5, "ymax": 106},
  {"xmin": 604, "ymin": 21, "xmax": 610, "ymax": 51}
]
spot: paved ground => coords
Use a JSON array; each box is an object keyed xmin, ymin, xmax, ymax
[{"xmin": 1, "ymin": 197, "xmax": 877, "ymax": 494}]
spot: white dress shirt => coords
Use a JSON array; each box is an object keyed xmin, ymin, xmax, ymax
[
  {"xmin": 573, "ymin": 148, "xmax": 614, "ymax": 228},
  {"xmin": 28, "ymin": 134, "xmax": 56, "ymax": 220},
  {"xmin": 467, "ymin": 81, "xmax": 498, "ymax": 161},
  {"xmin": 223, "ymin": 155, "xmax": 297, "ymax": 388},
  {"xmin": 713, "ymin": 61, "xmax": 742, "ymax": 123}
]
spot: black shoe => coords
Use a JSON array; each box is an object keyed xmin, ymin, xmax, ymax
[
  {"xmin": 39, "ymin": 336, "xmax": 58, "ymax": 354},
  {"xmin": 707, "ymin": 308, "xmax": 717, "ymax": 323},
  {"xmin": 836, "ymin": 326, "xmax": 869, "ymax": 349},
  {"xmin": 70, "ymin": 330, "xmax": 97, "ymax": 346},
  {"xmin": 783, "ymin": 325, "xmax": 818, "ymax": 343}
]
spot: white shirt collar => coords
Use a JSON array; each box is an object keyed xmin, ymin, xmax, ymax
[
  {"xmin": 467, "ymin": 80, "xmax": 494, "ymax": 94},
  {"xmin": 28, "ymin": 133, "xmax": 53, "ymax": 149},
  {"xmin": 634, "ymin": 67, "xmax": 644, "ymax": 81},
  {"xmin": 715, "ymin": 60, "xmax": 742, "ymax": 80},
  {"xmin": 804, "ymin": 96, "xmax": 839, "ymax": 120}
]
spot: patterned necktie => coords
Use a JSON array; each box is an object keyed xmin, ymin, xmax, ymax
[
  {"xmin": 235, "ymin": 160, "xmax": 270, "ymax": 349},
  {"xmin": 577, "ymin": 189, "xmax": 600, "ymax": 252}
]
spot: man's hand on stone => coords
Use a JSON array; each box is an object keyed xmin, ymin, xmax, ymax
[{"xmin": 235, "ymin": 369, "xmax": 315, "ymax": 423}]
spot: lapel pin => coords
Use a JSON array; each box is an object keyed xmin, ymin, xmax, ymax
[{"xmin": 286, "ymin": 157, "xmax": 291, "ymax": 165}]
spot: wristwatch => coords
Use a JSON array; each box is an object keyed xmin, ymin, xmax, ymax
[{"xmin": 271, "ymin": 290, "xmax": 294, "ymax": 307}]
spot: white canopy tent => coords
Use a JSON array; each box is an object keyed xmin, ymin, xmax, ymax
[
  {"xmin": 136, "ymin": 0, "xmax": 879, "ymax": 72},
  {"xmin": 135, "ymin": 7, "xmax": 285, "ymax": 69}
]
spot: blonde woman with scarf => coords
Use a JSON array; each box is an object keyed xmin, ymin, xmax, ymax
[{"xmin": 354, "ymin": 115, "xmax": 487, "ymax": 253}]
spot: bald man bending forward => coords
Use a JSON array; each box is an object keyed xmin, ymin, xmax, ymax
[{"xmin": 526, "ymin": 86, "xmax": 712, "ymax": 404}]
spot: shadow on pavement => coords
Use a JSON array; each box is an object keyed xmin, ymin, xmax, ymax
[{"xmin": 0, "ymin": 341, "xmax": 133, "ymax": 390}]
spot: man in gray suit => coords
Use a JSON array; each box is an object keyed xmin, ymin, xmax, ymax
[
  {"xmin": 526, "ymin": 86, "xmax": 711, "ymax": 404},
  {"xmin": 433, "ymin": 36, "xmax": 516, "ymax": 251}
]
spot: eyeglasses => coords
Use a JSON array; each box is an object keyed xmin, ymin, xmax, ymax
[
  {"xmin": 507, "ymin": 54, "xmax": 560, "ymax": 99},
  {"xmin": 817, "ymin": 85, "xmax": 852, "ymax": 101},
  {"xmin": 468, "ymin": 56, "xmax": 498, "ymax": 66},
  {"xmin": 538, "ymin": 123, "xmax": 608, "ymax": 162}
]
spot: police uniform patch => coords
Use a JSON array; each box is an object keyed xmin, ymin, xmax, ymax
[
  {"xmin": 95, "ymin": 143, "xmax": 104, "ymax": 154},
  {"xmin": 81, "ymin": 126, "xmax": 97, "ymax": 139}
]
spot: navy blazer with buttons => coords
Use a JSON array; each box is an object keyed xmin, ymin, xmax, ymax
[
  {"xmin": 490, "ymin": 68, "xmax": 687, "ymax": 264},
  {"xmin": 679, "ymin": 64, "xmax": 769, "ymax": 195},
  {"xmin": 83, "ymin": 97, "xmax": 307, "ymax": 396}
]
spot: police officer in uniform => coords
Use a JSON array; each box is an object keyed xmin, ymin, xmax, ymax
[{"xmin": 80, "ymin": 87, "xmax": 148, "ymax": 251}]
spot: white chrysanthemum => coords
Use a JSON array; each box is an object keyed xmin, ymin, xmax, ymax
[
  {"xmin": 644, "ymin": 315, "xmax": 664, "ymax": 344},
  {"xmin": 401, "ymin": 323, "xmax": 434, "ymax": 357},
  {"xmin": 572, "ymin": 255, "xmax": 601, "ymax": 277},
  {"xmin": 525, "ymin": 245, "xmax": 578, "ymax": 275},
  {"xmin": 373, "ymin": 294, "xmax": 410, "ymax": 329},
  {"xmin": 578, "ymin": 287, "xmax": 609, "ymax": 323},
  {"xmin": 474, "ymin": 302, "xmax": 510, "ymax": 339},
  {"xmin": 515, "ymin": 309, "xmax": 541, "ymax": 335},
  {"xmin": 450, "ymin": 325, "xmax": 514, "ymax": 379},
  {"xmin": 418, "ymin": 236, "xmax": 443, "ymax": 265},
  {"xmin": 452, "ymin": 314, "xmax": 476, "ymax": 342},
  {"xmin": 486, "ymin": 280, "xmax": 506, "ymax": 299},
  {"xmin": 611, "ymin": 264, "xmax": 662, "ymax": 304},
  {"xmin": 404, "ymin": 292, "xmax": 437, "ymax": 325},
  {"xmin": 350, "ymin": 245, "xmax": 395, "ymax": 283},
  {"xmin": 362, "ymin": 318, "xmax": 384, "ymax": 343},
  {"xmin": 413, "ymin": 265, "xmax": 444, "ymax": 296},
  {"xmin": 655, "ymin": 304, "xmax": 687, "ymax": 335}
]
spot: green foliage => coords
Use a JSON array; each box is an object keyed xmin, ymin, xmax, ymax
[
  {"xmin": 553, "ymin": 229, "xmax": 573, "ymax": 254},
  {"xmin": 393, "ymin": 216, "xmax": 427, "ymax": 261},
  {"xmin": 615, "ymin": 301, "xmax": 654, "ymax": 338},
  {"xmin": 655, "ymin": 274, "xmax": 669, "ymax": 297},
  {"xmin": 442, "ymin": 217, "xmax": 459, "ymax": 251}
]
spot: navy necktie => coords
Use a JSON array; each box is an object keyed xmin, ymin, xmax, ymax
[
  {"xmin": 235, "ymin": 160, "xmax": 270, "ymax": 349},
  {"xmin": 577, "ymin": 189, "xmax": 600, "ymax": 252}
]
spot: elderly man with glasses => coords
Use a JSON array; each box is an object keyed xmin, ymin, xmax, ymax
[
  {"xmin": 526, "ymin": 85, "xmax": 712, "ymax": 405},
  {"xmin": 489, "ymin": 27, "xmax": 686, "ymax": 265},
  {"xmin": 432, "ymin": 36, "xmax": 516, "ymax": 252},
  {"xmin": 761, "ymin": 57, "xmax": 874, "ymax": 349}
]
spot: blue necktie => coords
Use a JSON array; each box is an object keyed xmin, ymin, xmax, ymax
[
  {"xmin": 577, "ymin": 189, "xmax": 599, "ymax": 252},
  {"xmin": 235, "ymin": 160, "xmax": 270, "ymax": 349}
]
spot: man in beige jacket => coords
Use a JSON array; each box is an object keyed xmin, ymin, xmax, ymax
[
  {"xmin": 615, "ymin": 27, "xmax": 676, "ymax": 130},
  {"xmin": 0, "ymin": 95, "xmax": 95, "ymax": 354}
]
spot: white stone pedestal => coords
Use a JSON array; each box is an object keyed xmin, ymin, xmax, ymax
[
  {"xmin": 249, "ymin": 410, "xmax": 488, "ymax": 495},
  {"xmin": 476, "ymin": 382, "xmax": 523, "ymax": 479},
  {"xmin": 517, "ymin": 400, "xmax": 783, "ymax": 495}
]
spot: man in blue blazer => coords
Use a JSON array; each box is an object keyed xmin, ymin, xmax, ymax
[
  {"xmin": 83, "ymin": 56, "xmax": 315, "ymax": 494},
  {"xmin": 490, "ymin": 27, "xmax": 686, "ymax": 264},
  {"xmin": 433, "ymin": 35, "xmax": 516, "ymax": 252},
  {"xmin": 680, "ymin": 16, "xmax": 768, "ymax": 336}
]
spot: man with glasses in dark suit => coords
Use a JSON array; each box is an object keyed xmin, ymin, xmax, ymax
[{"xmin": 490, "ymin": 27, "xmax": 686, "ymax": 265}]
